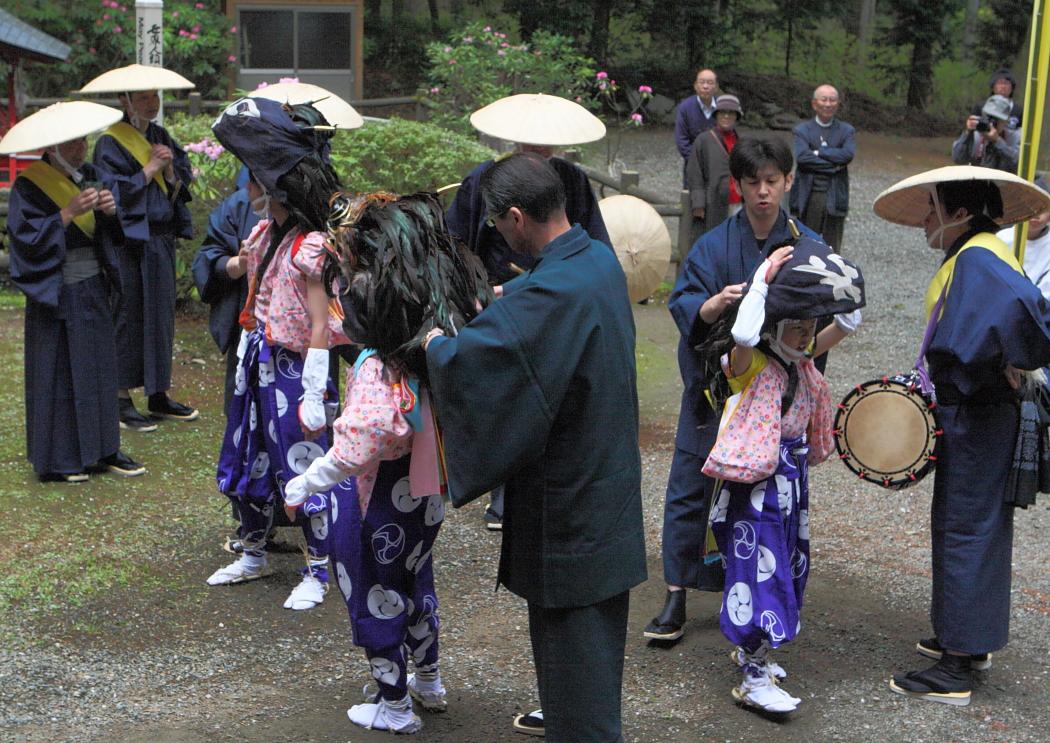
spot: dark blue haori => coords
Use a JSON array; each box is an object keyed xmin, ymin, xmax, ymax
[
  {"xmin": 7, "ymin": 161, "xmax": 124, "ymax": 476},
  {"xmin": 661, "ymin": 211, "xmax": 819, "ymax": 590},
  {"xmin": 93, "ymin": 114, "xmax": 193, "ymax": 396},
  {"xmin": 445, "ymin": 156, "xmax": 611, "ymax": 285},
  {"xmin": 925, "ymin": 231, "xmax": 1050, "ymax": 654},
  {"xmin": 191, "ymin": 187, "xmax": 258, "ymax": 411}
]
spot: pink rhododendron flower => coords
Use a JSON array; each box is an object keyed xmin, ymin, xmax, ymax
[
  {"xmin": 430, "ymin": 86, "xmax": 440, "ymax": 94},
  {"xmin": 497, "ymin": 50, "xmax": 506, "ymax": 56},
  {"xmin": 279, "ymin": 76, "xmax": 300, "ymax": 84},
  {"xmin": 631, "ymin": 113, "xmax": 643, "ymax": 123},
  {"xmin": 195, "ymin": 2, "xmax": 204, "ymax": 8},
  {"xmin": 179, "ymin": 29, "xmax": 188, "ymax": 36},
  {"xmin": 189, "ymin": 33, "xmax": 198, "ymax": 40},
  {"xmin": 443, "ymin": 46, "xmax": 452, "ymax": 53},
  {"xmin": 500, "ymin": 42, "xmax": 509, "ymax": 47},
  {"xmin": 639, "ymin": 85, "xmax": 652, "ymax": 94},
  {"xmin": 483, "ymin": 25, "xmax": 491, "ymax": 32},
  {"xmin": 103, "ymin": 13, "xmax": 110, "ymax": 20},
  {"xmin": 172, "ymin": 11, "xmax": 180, "ymax": 17},
  {"xmin": 228, "ymin": 55, "xmax": 236, "ymax": 62},
  {"xmin": 255, "ymin": 81, "xmax": 269, "ymax": 89},
  {"xmin": 596, "ymin": 71, "xmax": 608, "ymax": 79},
  {"xmin": 114, "ymin": 25, "xmax": 122, "ymax": 33},
  {"xmin": 192, "ymin": 24, "xmax": 201, "ymax": 33},
  {"xmin": 449, "ymin": 59, "xmax": 457, "ymax": 65},
  {"xmin": 463, "ymin": 36, "xmax": 473, "ymax": 42},
  {"xmin": 230, "ymin": 26, "xmax": 237, "ymax": 33},
  {"xmin": 89, "ymin": 47, "xmax": 97, "ymax": 54}
]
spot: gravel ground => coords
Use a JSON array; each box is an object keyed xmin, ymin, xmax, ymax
[{"xmin": 3, "ymin": 127, "xmax": 1049, "ymax": 742}]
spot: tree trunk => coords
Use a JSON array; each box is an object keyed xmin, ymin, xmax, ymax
[
  {"xmin": 907, "ymin": 36, "xmax": 934, "ymax": 109},
  {"xmin": 588, "ymin": 0, "xmax": 615, "ymax": 66},
  {"xmin": 365, "ymin": 0, "xmax": 382, "ymax": 27},
  {"xmin": 427, "ymin": 0, "xmax": 440, "ymax": 33},
  {"xmin": 785, "ymin": 1, "xmax": 795, "ymax": 77},
  {"xmin": 450, "ymin": 0, "xmax": 464, "ymax": 21},
  {"xmin": 963, "ymin": 0, "xmax": 980, "ymax": 51},
  {"xmin": 857, "ymin": 0, "xmax": 877, "ymax": 51}
]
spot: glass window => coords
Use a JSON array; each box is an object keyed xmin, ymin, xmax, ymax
[
  {"xmin": 298, "ymin": 11, "xmax": 352, "ymax": 69},
  {"xmin": 239, "ymin": 10, "xmax": 294, "ymax": 69}
]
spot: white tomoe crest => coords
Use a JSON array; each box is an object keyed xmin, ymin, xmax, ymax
[
  {"xmin": 726, "ymin": 582, "xmax": 754, "ymax": 626},
  {"xmin": 733, "ymin": 520, "xmax": 757, "ymax": 560},
  {"xmin": 366, "ymin": 584, "xmax": 406, "ymax": 619},
  {"xmin": 369, "ymin": 656, "xmax": 400, "ymax": 686},
  {"xmin": 756, "ymin": 544, "xmax": 777, "ymax": 582},
  {"xmin": 760, "ymin": 609, "xmax": 787, "ymax": 643},
  {"xmin": 371, "ymin": 523, "xmax": 407, "ymax": 565},
  {"xmin": 336, "ymin": 559, "xmax": 352, "ymax": 599}
]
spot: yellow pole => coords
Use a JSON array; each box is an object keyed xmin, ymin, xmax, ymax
[{"xmin": 1015, "ymin": 0, "xmax": 1050, "ymax": 263}]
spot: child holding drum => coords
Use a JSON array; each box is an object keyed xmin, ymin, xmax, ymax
[{"xmin": 698, "ymin": 236, "xmax": 864, "ymax": 713}]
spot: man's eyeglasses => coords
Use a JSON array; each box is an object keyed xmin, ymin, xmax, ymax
[{"xmin": 485, "ymin": 211, "xmax": 507, "ymax": 228}]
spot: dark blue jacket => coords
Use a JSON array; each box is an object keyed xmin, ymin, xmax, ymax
[
  {"xmin": 191, "ymin": 188, "xmax": 259, "ymax": 353},
  {"xmin": 445, "ymin": 156, "xmax": 611, "ymax": 285},
  {"xmin": 674, "ymin": 95, "xmax": 718, "ymax": 160},
  {"xmin": 790, "ymin": 118, "xmax": 855, "ymax": 218},
  {"xmin": 427, "ymin": 225, "xmax": 646, "ymax": 608},
  {"xmin": 668, "ymin": 210, "xmax": 819, "ymax": 455}
]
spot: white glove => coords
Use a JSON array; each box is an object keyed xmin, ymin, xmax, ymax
[
  {"xmin": 731, "ymin": 259, "xmax": 772, "ymax": 348},
  {"xmin": 284, "ymin": 451, "xmax": 352, "ymax": 508},
  {"xmin": 833, "ymin": 309, "xmax": 862, "ymax": 335},
  {"xmin": 298, "ymin": 347, "xmax": 329, "ymax": 432},
  {"xmin": 236, "ymin": 329, "xmax": 251, "ymax": 361}
]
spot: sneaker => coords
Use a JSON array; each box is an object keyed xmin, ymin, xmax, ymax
[
  {"xmin": 890, "ymin": 655, "xmax": 972, "ymax": 706},
  {"xmin": 511, "ymin": 709, "xmax": 544, "ymax": 737},
  {"xmin": 731, "ymin": 646, "xmax": 787, "ymax": 680},
  {"xmin": 40, "ymin": 472, "xmax": 89, "ymax": 483},
  {"xmin": 348, "ymin": 693, "xmax": 422, "ymax": 734},
  {"xmin": 916, "ymin": 637, "xmax": 992, "ymax": 671},
  {"xmin": 283, "ymin": 571, "xmax": 327, "ymax": 610},
  {"xmin": 148, "ymin": 393, "xmax": 200, "ymax": 421},
  {"xmin": 206, "ymin": 554, "xmax": 270, "ymax": 585},
  {"xmin": 119, "ymin": 398, "xmax": 158, "ymax": 432},
  {"xmin": 407, "ymin": 672, "xmax": 448, "ymax": 712},
  {"xmin": 100, "ymin": 450, "xmax": 146, "ymax": 477},
  {"xmin": 731, "ymin": 668, "xmax": 801, "ymax": 713},
  {"xmin": 643, "ymin": 589, "xmax": 686, "ymax": 641}
]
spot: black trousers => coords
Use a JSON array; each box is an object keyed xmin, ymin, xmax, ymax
[{"xmin": 528, "ymin": 590, "xmax": 629, "ymax": 743}]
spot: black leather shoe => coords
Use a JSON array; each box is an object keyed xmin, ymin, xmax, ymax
[
  {"xmin": 119, "ymin": 398, "xmax": 158, "ymax": 432},
  {"xmin": 889, "ymin": 654, "xmax": 972, "ymax": 706},
  {"xmin": 644, "ymin": 589, "xmax": 686, "ymax": 641},
  {"xmin": 511, "ymin": 709, "xmax": 544, "ymax": 737},
  {"xmin": 102, "ymin": 450, "xmax": 146, "ymax": 477},
  {"xmin": 148, "ymin": 393, "xmax": 200, "ymax": 421},
  {"xmin": 40, "ymin": 472, "xmax": 89, "ymax": 483},
  {"xmin": 916, "ymin": 636, "xmax": 992, "ymax": 670}
]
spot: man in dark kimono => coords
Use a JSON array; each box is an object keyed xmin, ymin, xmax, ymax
[
  {"xmin": 425, "ymin": 153, "xmax": 646, "ymax": 743},
  {"xmin": 646, "ymin": 137, "xmax": 820, "ymax": 643},
  {"xmin": 191, "ymin": 168, "xmax": 259, "ymax": 416},
  {"xmin": 93, "ymin": 88, "xmax": 198, "ymax": 429},
  {"xmin": 7, "ymin": 133, "xmax": 144, "ymax": 481},
  {"xmin": 875, "ymin": 170, "xmax": 1050, "ymax": 706},
  {"xmin": 446, "ymin": 146, "xmax": 610, "ymax": 530}
]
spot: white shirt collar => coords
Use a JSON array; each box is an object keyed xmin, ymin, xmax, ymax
[
  {"xmin": 814, "ymin": 116, "xmax": 835, "ymax": 128},
  {"xmin": 697, "ymin": 95, "xmax": 717, "ymax": 116}
]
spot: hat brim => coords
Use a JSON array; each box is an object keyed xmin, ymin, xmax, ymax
[
  {"xmin": 470, "ymin": 93, "xmax": 606, "ymax": 146},
  {"xmin": 247, "ymin": 82, "xmax": 364, "ymax": 130},
  {"xmin": 0, "ymin": 101, "xmax": 124, "ymax": 154},
  {"xmin": 77, "ymin": 64, "xmax": 195, "ymax": 94},
  {"xmin": 873, "ymin": 165, "xmax": 1050, "ymax": 227}
]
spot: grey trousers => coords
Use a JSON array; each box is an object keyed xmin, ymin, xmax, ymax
[
  {"xmin": 528, "ymin": 590, "xmax": 629, "ymax": 743},
  {"xmin": 801, "ymin": 189, "xmax": 846, "ymax": 253}
]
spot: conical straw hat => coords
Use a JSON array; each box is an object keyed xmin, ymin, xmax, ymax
[
  {"xmin": 874, "ymin": 165, "xmax": 1050, "ymax": 227},
  {"xmin": 247, "ymin": 82, "xmax": 364, "ymax": 130},
  {"xmin": 598, "ymin": 195, "xmax": 671, "ymax": 302},
  {"xmin": 0, "ymin": 101, "xmax": 123, "ymax": 154},
  {"xmin": 77, "ymin": 63, "xmax": 195, "ymax": 94},
  {"xmin": 470, "ymin": 93, "xmax": 606, "ymax": 146}
]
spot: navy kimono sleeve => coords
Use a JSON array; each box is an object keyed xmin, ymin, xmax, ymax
[
  {"xmin": 6, "ymin": 181, "xmax": 70, "ymax": 308},
  {"xmin": 192, "ymin": 189, "xmax": 255, "ymax": 304},
  {"xmin": 668, "ymin": 233, "xmax": 726, "ymax": 347},
  {"xmin": 928, "ymin": 246, "xmax": 1050, "ymax": 395},
  {"xmin": 93, "ymin": 134, "xmax": 151, "ymax": 245}
]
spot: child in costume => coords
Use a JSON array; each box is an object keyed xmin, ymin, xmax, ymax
[
  {"xmin": 700, "ymin": 236, "xmax": 864, "ymax": 713},
  {"xmin": 284, "ymin": 192, "xmax": 492, "ymax": 733},
  {"xmin": 205, "ymin": 97, "xmax": 348, "ymax": 611}
]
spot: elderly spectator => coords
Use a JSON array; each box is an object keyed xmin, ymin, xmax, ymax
[
  {"xmin": 685, "ymin": 94, "xmax": 743, "ymax": 244},
  {"xmin": 675, "ymin": 69, "xmax": 719, "ymax": 180},
  {"xmin": 790, "ymin": 84, "xmax": 855, "ymax": 252},
  {"xmin": 952, "ymin": 95, "xmax": 1020, "ymax": 173}
]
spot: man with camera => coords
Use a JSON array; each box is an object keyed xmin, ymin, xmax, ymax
[{"xmin": 952, "ymin": 94, "xmax": 1019, "ymax": 173}]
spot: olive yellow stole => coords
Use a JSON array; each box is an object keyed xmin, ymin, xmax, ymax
[
  {"xmin": 924, "ymin": 233, "xmax": 1024, "ymax": 321},
  {"xmin": 20, "ymin": 161, "xmax": 95, "ymax": 239},
  {"xmin": 105, "ymin": 121, "xmax": 168, "ymax": 194}
]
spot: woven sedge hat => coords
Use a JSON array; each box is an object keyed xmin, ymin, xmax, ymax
[
  {"xmin": 598, "ymin": 195, "xmax": 671, "ymax": 302},
  {"xmin": 873, "ymin": 165, "xmax": 1050, "ymax": 227},
  {"xmin": 248, "ymin": 82, "xmax": 364, "ymax": 130},
  {"xmin": 77, "ymin": 63, "xmax": 195, "ymax": 94},
  {"xmin": 469, "ymin": 93, "xmax": 606, "ymax": 146},
  {"xmin": 0, "ymin": 101, "xmax": 123, "ymax": 154}
]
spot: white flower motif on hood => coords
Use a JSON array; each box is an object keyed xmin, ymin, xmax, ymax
[{"xmin": 792, "ymin": 253, "xmax": 862, "ymax": 302}]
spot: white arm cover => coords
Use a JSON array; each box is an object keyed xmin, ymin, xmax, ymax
[
  {"xmin": 284, "ymin": 450, "xmax": 351, "ymax": 508},
  {"xmin": 731, "ymin": 259, "xmax": 772, "ymax": 348},
  {"xmin": 236, "ymin": 329, "xmax": 251, "ymax": 361},
  {"xmin": 298, "ymin": 347, "xmax": 329, "ymax": 432},
  {"xmin": 833, "ymin": 309, "xmax": 862, "ymax": 335}
]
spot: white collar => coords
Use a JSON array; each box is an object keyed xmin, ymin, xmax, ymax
[{"xmin": 814, "ymin": 116, "xmax": 834, "ymax": 128}]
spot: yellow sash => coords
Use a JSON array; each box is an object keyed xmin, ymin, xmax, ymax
[
  {"xmin": 924, "ymin": 233, "xmax": 1025, "ymax": 321},
  {"xmin": 105, "ymin": 121, "xmax": 168, "ymax": 194},
  {"xmin": 20, "ymin": 161, "xmax": 96, "ymax": 239}
]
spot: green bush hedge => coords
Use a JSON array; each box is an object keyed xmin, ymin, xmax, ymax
[{"xmin": 162, "ymin": 114, "xmax": 494, "ymax": 303}]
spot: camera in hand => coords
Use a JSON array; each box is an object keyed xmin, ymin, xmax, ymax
[
  {"xmin": 81, "ymin": 179, "xmax": 102, "ymax": 192},
  {"xmin": 975, "ymin": 117, "xmax": 994, "ymax": 134}
]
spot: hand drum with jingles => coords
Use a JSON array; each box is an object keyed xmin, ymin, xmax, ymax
[{"xmin": 833, "ymin": 371, "xmax": 941, "ymax": 489}]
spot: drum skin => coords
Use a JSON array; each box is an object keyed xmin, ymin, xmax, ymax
[{"xmin": 833, "ymin": 373, "xmax": 940, "ymax": 490}]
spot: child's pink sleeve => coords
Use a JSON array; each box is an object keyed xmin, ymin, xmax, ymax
[
  {"xmin": 803, "ymin": 363, "xmax": 836, "ymax": 465},
  {"xmin": 702, "ymin": 370, "xmax": 783, "ymax": 483},
  {"xmin": 290, "ymin": 230, "xmax": 328, "ymax": 281},
  {"xmin": 332, "ymin": 357, "xmax": 414, "ymax": 472}
]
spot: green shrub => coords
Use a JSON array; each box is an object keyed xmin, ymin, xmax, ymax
[{"xmin": 161, "ymin": 114, "xmax": 494, "ymax": 304}]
